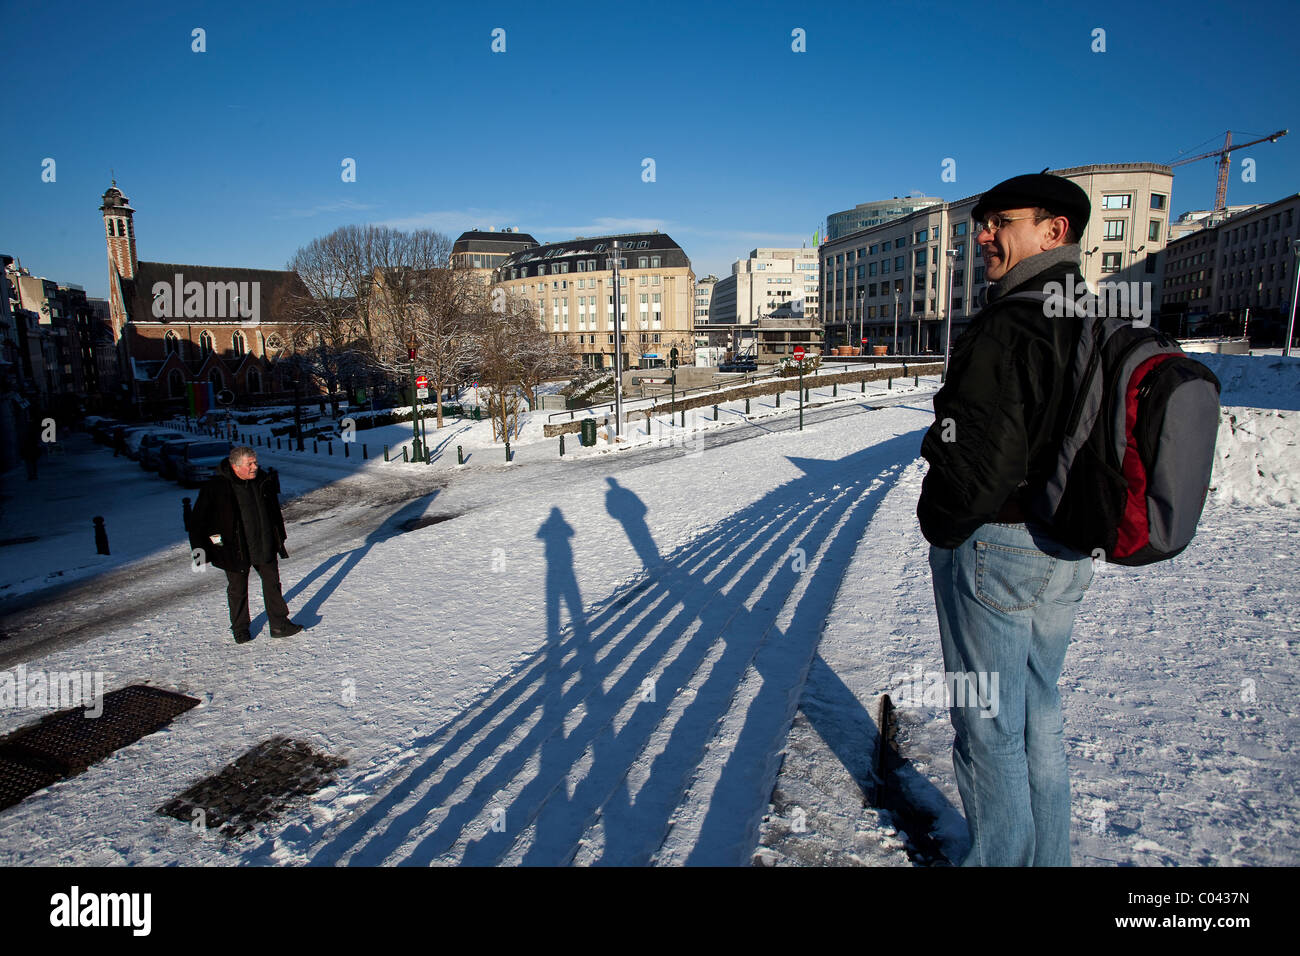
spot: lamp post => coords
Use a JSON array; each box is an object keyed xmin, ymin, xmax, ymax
[
  {"xmin": 857, "ymin": 289, "xmax": 866, "ymax": 357},
  {"xmin": 943, "ymin": 249, "xmax": 958, "ymax": 379},
  {"xmin": 612, "ymin": 240, "xmax": 624, "ymax": 438},
  {"xmin": 407, "ymin": 334, "xmax": 423, "ymax": 461},
  {"xmin": 1286, "ymin": 239, "xmax": 1300, "ymax": 357},
  {"xmin": 893, "ymin": 287, "xmax": 900, "ymax": 355}
]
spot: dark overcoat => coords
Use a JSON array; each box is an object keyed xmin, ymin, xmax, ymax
[{"xmin": 188, "ymin": 459, "xmax": 288, "ymax": 572}]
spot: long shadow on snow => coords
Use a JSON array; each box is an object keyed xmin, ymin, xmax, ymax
[
  {"xmin": 309, "ymin": 431, "xmax": 937, "ymax": 865},
  {"xmin": 249, "ymin": 491, "xmax": 443, "ymax": 633}
]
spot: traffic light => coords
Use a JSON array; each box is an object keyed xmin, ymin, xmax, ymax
[{"xmin": 670, "ymin": 346, "xmax": 679, "ymax": 369}]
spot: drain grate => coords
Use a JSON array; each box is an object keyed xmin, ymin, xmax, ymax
[
  {"xmin": 158, "ymin": 736, "xmax": 347, "ymax": 837},
  {"xmin": 0, "ymin": 684, "xmax": 200, "ymax": 812}
]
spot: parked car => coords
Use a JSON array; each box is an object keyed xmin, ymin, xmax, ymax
[
  {"xmin": 90, "ymin": 419, "xmax": 122, "ymax": 443},
  {"xmin": 138, "ymin": 430, "xmax": 190, "ymax": 470},
  {"xmin": 718, "ymin": 359, "xmax": 758, "ymax": 372},
  {"xmin": 126, "ymin": 427, "xmax": 186, "ymax": 461},
  {"xmin": 158, "ymin": 437, "xmax": 204, "ymax": 480},
  {"xmin": 179, "ymin": 441, "xmax": 233, "ymax": 487},
  {"xmin": 314, "ymin": 428, "xmax": 341, "ymax": 443}
]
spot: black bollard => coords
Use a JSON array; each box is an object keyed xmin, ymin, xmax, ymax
[
  {"xmin": 401, "ymin": 446, "xmax": 408, "ymax": 462},
  {"xmin": 505, "ymin": 441, "xmax": 511, "ymax": 462},
  {"xmin": 313, "ymin": 440, "xmax": 318, "ymax": 453},
  {"xmin": 457, "ymin": 445, "xmax": 464, "ymax": 465},
  {"xmin": 745, "ymin": 398, "xmax": 750, "ymax": 414},
  {"xmin": 862, "ymin": 380, "xmax": 866, "ymax": 393},
  {"xmin": 343, "ymin": 442, "xmax": 349, "ymax": 458},
  {"xmin": 914, "ymin": 375, "xmax": 919, "ymax": 387},
  {"xmin": 362, "ymin": 444, "xmax": 368, "ymax": 460},
  {"xmin": 776, "ymin": 393, "xmax": 781, "ymax": 407},
  {"xmin": 93, "ymin": 516, "xmax": 109, "ymax": 555},
  {"xmin": 713, "ymin": 405, "xmax": 719, "ymax": 421},
  {"xmin": 327, "ymin": 442, "xmax": 332, "ymax": 456},
  {"xmin": 384, "ymin": 444, "xmax": 390, "ymax": 461},
  {"xmin": 182, "ymin": 497, "xmax": 192, "ymax": 531},
  {"xmin": 559, "ymin": 434, "xmax": 565, "ymax": 457},
  {"xmin": 833, "ymin": 383, "xmax": 838, "ymax": 397},
  {"xmin": 888, "ymin": 377, "xmax": 893, "ymax": 389},
  {"xmin": 680, "ymin": 410, "xmax": 685, "ymax": 427}
]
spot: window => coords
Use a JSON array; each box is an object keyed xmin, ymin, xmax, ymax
[
  {"xmin": 915, "ymin": 229, "xmax": 928, "ymax": 243},
  {"xmin": 881, "ymin": 258, "xmax": 890, "ymax": 274},
  {"xmin": 1149, "ymin": 220, "xmax": 1161, "ymax": 242},
  {"xmin": 1151, "ymin": 194, "xmax": 1167, "ymax": 210},
  {"xmin": 1101, "ymin": 252, "xmax": 1122, "ymax": 273},
  {"xmin": 232, "ymin": 331, "xmax": 246, "ymax": 356},
  {"xmin": 915, "ymin": 249, "xmax": 927, "ymax": 268},
  {"xmin": 868, "ymin": 262, "xmax": 876, "ymax": 277},
  {"xmin": 651, "ymin": 256, "xmax": 660, "ymax": 267},
  {"xmin": 639, "ymin": 257, "xmax": 648, "ymax": 268},
  {"xmin": 1102, "ymin": 195, "xmax": 1131, "ymax": 209},
  {"xmin": 847, "ymin": 251, "xmax": 855, "ymax": 262},
  {"xmin": 895, "ymin": 255, "xmax": 904, "ymax": 271},
  {"xmin": 107, "ymin": 219, "xmax": 115, "ymax": 237},
  {"xmin": 1145, "ymin": 253, "xmax": 1157, "ymax": 274},
  {"xmin": 165, "ymin": 330, "xmax": 180, "ymax": 355},
  {"xmin": 868, "ymin": 245, "xmax": 877, "ymax": 255},
  {"xmin": 199, "ymin": 331, "xmax": 214, "ymax": 356},
  {"xmin": 953, "ymin": 243, "xmax": 965, "ymax": 258},
  {"xmin": 1104, "ymin": 220, "xmax": 1126, "ymax": 240},
  {"xmin": 932, "ymin": 227, "xmax": 940, "ymax": 240},
  {"xmin": 538, "ymin": 264, "xmax": 547, "ymax": 276},
  {"xmin": 952, "ymin": 222, "xmax": 967, "ymax": 237},
  {"xmin": 868, "ymin": 283, "xmax": 877, "ymax": 297}
]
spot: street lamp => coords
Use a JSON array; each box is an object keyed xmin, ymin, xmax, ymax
[
  {"xmin": 857, "ymin": 289, "xmax": 866, "ymax": 357},
  {"xmin": 893, "ymin": 287, "xmax": 900, "ymax": 356},
  {"xmin": 1286, "ymin": 239, "xmax": 1300, "ymax": 357},
  {"xmin": 943, "ymin": 249, "xmax": 958, "ymax": 379},
  {"xmin": 407, "ymin": 333, "xmax": 423, "ymax": 461},
  {"xmin": 612, "ymin": 240, "xmax": 624, "ymax": 438}
]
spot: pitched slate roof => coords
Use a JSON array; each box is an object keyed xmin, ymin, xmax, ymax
[{"xmin": 123, "ymin": 262, "xmax": 308, "ymax": 325}]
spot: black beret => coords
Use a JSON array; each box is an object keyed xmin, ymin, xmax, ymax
[{"xmin": 971, "ymin": 173, "xmax": 1091, "ymax": 237}]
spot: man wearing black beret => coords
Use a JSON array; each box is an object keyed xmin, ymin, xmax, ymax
[{"xmin": 917, "ymin": 172, "xmax": 1095, "ymax": 866}]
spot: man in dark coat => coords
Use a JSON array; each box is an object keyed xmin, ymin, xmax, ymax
[
  {"xmin": 917, "ymin": 173, "xmax": 1096, "ymax": 866},
  {"xmin": 188, "ymin": 445, "xmax": 303, "ymax": 644}
]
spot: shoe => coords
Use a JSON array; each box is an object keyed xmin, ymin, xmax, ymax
[
  {"xmin": 234, "ymin": 630, "xmax": 253, "ymax": 644},
  {"xmin": 270, "ymin": 620, "xmax": 304, "ymax": 638}
]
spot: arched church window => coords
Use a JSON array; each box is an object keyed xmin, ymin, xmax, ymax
[
  {"xmin": 199, "ymin": 331, "xmax": 214, "ymax": 356},
  {"xmin": 165, "ymin": 330, "xmax": 181, "ymax": 355},
  {"xmin": 107, "ymin": 220, "xmax": 116, "ymax": 237},
  {"xmin": 232, "ymin": 331, "xmax": 246, "ymax": 356}
]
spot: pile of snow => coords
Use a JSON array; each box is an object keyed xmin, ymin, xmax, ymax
[{"xmin": 1195, "ymin": 353, "xmax": 1300, "ymax": 411}]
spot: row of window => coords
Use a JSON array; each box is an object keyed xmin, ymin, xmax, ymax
[
  {"xmin": 510, "ymin": 254, "xmax": 666, "ymax": 279},
  {"xmin": 1224, "ymin": 208, "xmax": 1293, "ymax": 243},
  {"xmin": 106, "ymin": 217, "xmax": 133, "ymax": 238},
  {"xmin": 162, "ymin": 329, "xmax": 281, "ymax": 357}
]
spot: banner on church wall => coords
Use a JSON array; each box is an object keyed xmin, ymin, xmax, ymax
[{"xmin": 187, "ymin": 382, "xmax": 214, "ymax": 418}]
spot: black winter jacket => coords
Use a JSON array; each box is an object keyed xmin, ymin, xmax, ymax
[
  {"xmin": 188, "ymin": 459, "xmax": 288, "ymax": 571},
  {"xmin": 916, "ymin": 252, "xmax": 1085, "ymax": 549}
]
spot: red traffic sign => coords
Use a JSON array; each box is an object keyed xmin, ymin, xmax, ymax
[
  {"xmin": 415, "ymin": 375, "xmax": 428, "ymax": 388},
  {"xmin": 793, "ymin": 346, "xmax": 806, "ymax": 361}
]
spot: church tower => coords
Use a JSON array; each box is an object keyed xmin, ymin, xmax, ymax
[{"xmin": 100, "ymin": 180, "xmax": 137, "ymax": 341}]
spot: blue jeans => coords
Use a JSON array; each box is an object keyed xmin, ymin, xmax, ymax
[{"xmin": 928, "ymin": 522, "xmax": 1093, "ymax": 866}]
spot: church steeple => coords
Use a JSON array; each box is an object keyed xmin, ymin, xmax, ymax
[
  {"xmin": 101, "ymin": 180, "xmax": 137, "ymax": 341},
  {"xmin": 101, "ymin": 179, "xmax": 137, "ymax": 281}
]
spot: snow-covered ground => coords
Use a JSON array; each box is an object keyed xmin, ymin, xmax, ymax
[{"xmin": 0, "ymin": 353, "xmax": 1295, "ymax": 866}]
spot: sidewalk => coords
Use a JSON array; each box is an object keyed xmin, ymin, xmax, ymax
[{"xmin": 0, "ymin": 433, "xmax": 195, "ymax": 603}]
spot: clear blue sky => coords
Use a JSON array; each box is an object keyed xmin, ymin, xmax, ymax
[{"xmin": 3, "ymin": 0, "xmax": 1296, "ymax": 299}]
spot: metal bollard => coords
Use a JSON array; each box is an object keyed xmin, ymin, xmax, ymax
[
  {"xmin": 277, "ymin": 437, "xmax": 281, "ymax": 450},
  {"xmin": 457, "ymin": 445, "xmax": 464, "ymax": 465},
  {"xmin": 833, "ymin": 383, "xmax": 837, "ymax": 397},
  {"xmin": 914, "ymin": 375, "xmax": 919, "ymax": 387},
  {"xmin": 559, "ymin": 434, "xmax": 565, "ymax": 456},
  {"xmin": 384, "ymin": 444, "xmax": 390, "ymax": 461},
  {"xmin": 343, "ymin": 442, "xmax": 349, "ymax": 458},
  {"xmin": 401, "ymin": 446, "xmax": 408, "ymax": 462},
  {"xmin": 182, "ymin": 497, "xmax": 192, "ymax": 531},
  {"xmin": 93, "ymin": 516, "xmax": 109, "ymax": 555},
  {"xmin": 680, "ymin": 410, "xmax": 685, "ymax": 427},
  {"xmin": 313, "ymin": 440, "xmax": 318, "ymax": 453},
  {"xmin": 505, "ymin": 441, "xmax": 511, "ymax": 462},
  {"xmin": 745, "ymin": 398, "xmax": 750, "ymax": 414},
  {"xmin": 327, "ymin": 442, "xmax": 332, "ymax": 455},
  {"xmin": 776, "ymin": 393, "xmax": 781, "ymax": 407},
  {"xmin": 362, "ymin": 444, "xmax": 368, "ymax": 460},
  {"xmin": 888, "ymin": 377, "xmax": 893, "ymax": 389},
  {"xmin": 862, "ymin": 380, "xmax": 866, "ymax": 393},
  {"xmin": 714, "ymin": 405, "xmax": 719, "ymax": 421}
]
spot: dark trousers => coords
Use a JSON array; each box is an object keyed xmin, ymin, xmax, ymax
[{"xmin": 225, "ymin": 560, "xmax": 291, "ymax": 635}]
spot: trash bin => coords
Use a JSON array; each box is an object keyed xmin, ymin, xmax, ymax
[{"xmin": 580, "ymin": 418, "xmax": 597, "ymax": 447}]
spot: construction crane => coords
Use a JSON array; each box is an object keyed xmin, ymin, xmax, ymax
[{"xmin": 1168, "ymin": 129, "xmax": 1288, "ymax": 214}]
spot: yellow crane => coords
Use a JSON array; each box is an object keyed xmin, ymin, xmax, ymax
[{"xmin": 1168, "ymin": 129, "xmax": 1288, "ymax": 214}]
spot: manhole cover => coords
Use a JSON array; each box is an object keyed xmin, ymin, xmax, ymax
[
  {"xmin": 0, "ymin": 684, "xmax": 200, "ymax": 812},
  {"xmin": 158, "ymin": 736, "xmax": 347, "ymax": 837}
]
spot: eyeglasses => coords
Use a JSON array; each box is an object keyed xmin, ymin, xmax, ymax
[{"xmin": 973, "ymin": 213, "xmax": 1050, "ymax": 234}]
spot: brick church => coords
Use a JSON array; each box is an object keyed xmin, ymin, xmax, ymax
[{"xmin": 101, "ymin": 181, "xmax": 309, "ymax": 414}]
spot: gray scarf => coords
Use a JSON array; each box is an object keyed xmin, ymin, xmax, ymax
[{"xmin": 987, "ymin": 243, "xmax": 1081, "ymax": 302}]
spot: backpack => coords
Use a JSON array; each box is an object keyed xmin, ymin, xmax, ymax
[{"xmin": 1003, "ymin": 289, "xmax": 1222, "ymax": 566}]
